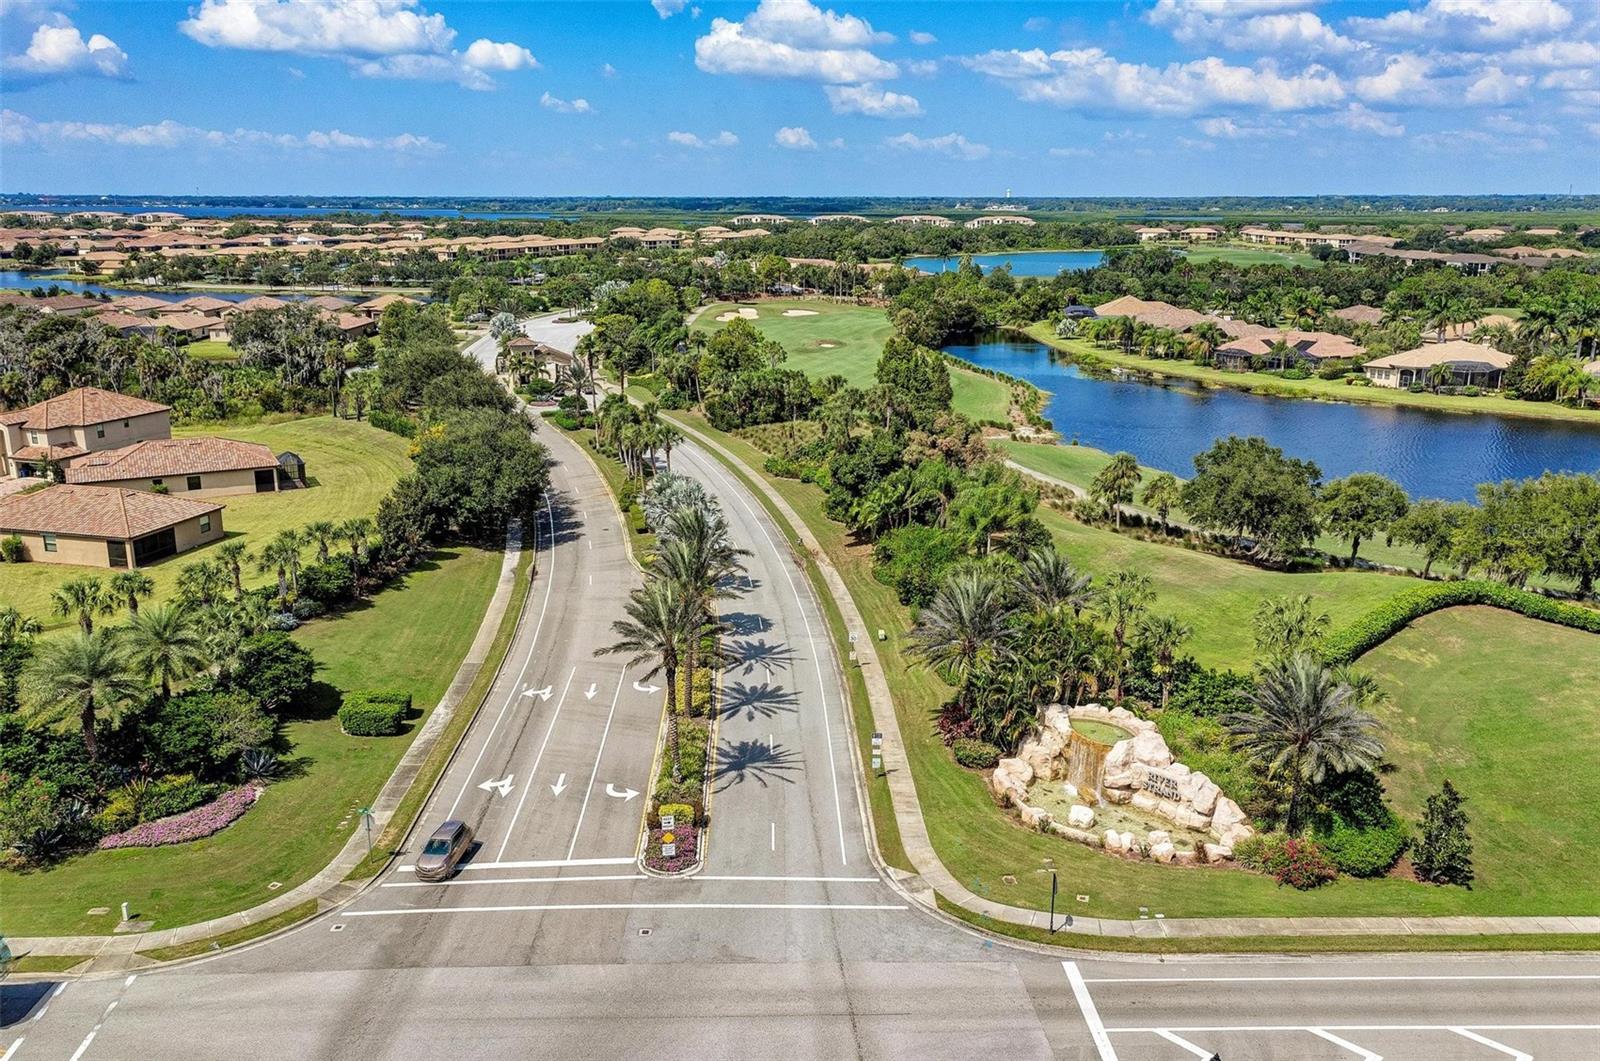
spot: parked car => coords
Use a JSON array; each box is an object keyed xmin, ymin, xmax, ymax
[{"xmin": 414, "ymin": 820, "xmax": 474, "ymax": 882}]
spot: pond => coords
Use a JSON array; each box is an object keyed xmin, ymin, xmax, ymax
[
  {"xmin": 903, "ymin": 250, "xmax": 1105, "ymax": 277},
  {"xmin": 947, "ymin": 332, "xmax": 1600, "ymax": 501}
]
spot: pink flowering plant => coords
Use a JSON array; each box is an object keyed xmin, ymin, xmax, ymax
[
  {"xmin": 645, "ymin": 822, "xmax": 698, "ymax": 873},
  {"xmin": 98, "ymin": 786, "xmax": 260, "ymax": 850}
]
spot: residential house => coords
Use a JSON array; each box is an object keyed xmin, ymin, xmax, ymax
[
  {"xmin": 809, "ymin": 215, "xmax": 870, "ymax": 224},
  {"xmin": 1134, "ymin": 227, "xmax": 1171, "ymax": 242},
  {"xmin": 358, "ymin": 294, "xmax": 420, "ymax": 314},
  {"xmin": 91, "ymin": 311, "xmax": 162, "ymax": 338},
  {"xmin": 64, "ymin": 436, "xmax": 281, "ymax": 497},
  {"xmin": 1332, "ymin": 304, "xmax": 1385, "ymax": 326},
  {"xmin": 964, "ymin": 215, "xmax": 1036, "ymax": 228},
  {"xmin": 0, "ymin": 387, "xmax": 172, "ymax": 480},
  {"xmin": 1092, "ymin": 295, "xmax": 1211, "ymax": 331},
  {"xmin": 1214, "ymin": 331, "xmax": 1365, "ymax": 371},
  {"xmin": 889, "ymin": 215, "xmax": 955, "ymax": 227},
  {"xmin": 0, "ymin": 484, "xmax": 223, "ymax": 568},
  {"xmin": 233, "ymin": 295, "xmax": 291, "ymax": 314},
  {"xmin": 1181, "ymin": 227, "xmax": 1221, "ymax": 241},
  {"xmin": 35, "ymin": 295, "xmax": 104, "ymax": 315},
  {"xmin": 104, "ymin": 295, "xmax": 172, "ymax": 317},
  {"xmin": 1362, "ymin": 339, "xmax": 1514, "ymax": 389}
]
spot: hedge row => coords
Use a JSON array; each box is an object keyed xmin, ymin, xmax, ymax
[
  {"xmin": 338, "ymin": 690, "xmax": 413, "ymax": 736},
  {"xmin": 368, "ymin": 409, "xmax": 417, "ymax": 438},
  {"xmin": 1325, "ymin": 579, "xmax": 1600, "ymax": 663}
]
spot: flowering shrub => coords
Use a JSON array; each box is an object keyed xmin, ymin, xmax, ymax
[
  {"xmin": 98, "ymin": 786, "xmax": 259, "ymax": 850},
  {"xmin": 644, "ymin": 822, "xmax": 698, "ymax": 873},
  {"xmin": 1273, "ymin": 838, "xmax": 1339, "ymax": 890}
]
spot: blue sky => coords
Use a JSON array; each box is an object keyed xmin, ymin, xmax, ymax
[{"xmin": 2, "ymin": 0, "xmax": 1597, "ymax": 196}]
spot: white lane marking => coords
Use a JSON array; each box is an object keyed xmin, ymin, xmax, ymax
[
  {"xmin": 770, "ymin": 821, "xmax": 776, "ymax": 851},
  {"xmin": 1085, "ymin": 974, "xmax": 1600, "ymax": 983},
  {"xmin": 1451, "ymin": 1028, "xmax": 1532, "ymax": 1061},
  {"xmin": 2, "ymin": 1039, "xmax": 23, "ymax": 1061},
  {"xmin": 400, "ymin": 856, "xmax": 636, "ymax": 872},
  {"xmin": 122, "ymin": 975, "xmax": 136, "ymax": 987},
  {"xmin": 31, "ymin": 982, "xmax": 67, "ymax": 1022},
  {"xmin": 550, "ymin": 772, "xmax": 568, "ymax": 796},
  {"xmin": 381, "ymin": 873, "xmax": 645, "ymax": 889},
  {"xmin": 494, "ymin": 667, "xmax": 577, "ymax": 861},
  {"xmin": 448, "ymin": 496, "xmax": 556, "ymax": 818},
  {"xmin": 697, "ymin": 874, "xmax": 881, "ymax": 882},
  {"xmin": 68, "ymin": 1031, "xmax": 97, "ymax": 1061},
  {"xmin": 1310, "ymin": 1027, "xmax": 1382, "ymax": 1060},
  {"xmin": 343, "ymin": 902, "xmax": 910, "ymax": 918},
  {"xmin": 1062, "ymin": 961, "xmax": 1118, "ymax": 1061},
  {"xmin": 687, "ymin": 446, "xmax": 849, "ymax": 865},
  {"xmin": 583, "ymin": 682, "xmax": 598, "ymax": 699},
  {"xmin": 1152, "ymin": 1030, "xmax": 1212, "ymax": 1059},
  {"xmin": 566, "ymin": 672, "xmax": 628, "ymax": 859},
  {"xmin": 1107, "ymin": 1024, "xmax": 1600, "ymax": 1032},
  {"xmin": 477, "ymin": 774, "xmax": 515, "ymax": 798}
]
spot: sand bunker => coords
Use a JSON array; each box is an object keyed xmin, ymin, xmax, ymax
[
  {"xmin": 782, "ymin": 309, "xmax": 819, "ymax": 317},
  {"xmin": 713, "ymin": 307, "xmax": 760, "ymax": 322},
  {"xmin": 816, "ymin": 341, "xmax": 839, "ymax": 349}
]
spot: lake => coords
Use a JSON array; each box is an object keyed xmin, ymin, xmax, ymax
[
  {"xmin": 904, "ymin": 250, "xmax": 1105, "ymax": 277},
  {"xmin": 7, "ymin": 203, "xmax": 562, "ymax": 220},
  {"xmin": 948, "ymin": 332, "xmax": 1600, "ymax": 501},
  {"xmin": 0, "ymin": 270, "xmax": 398, "ymax": 303}
]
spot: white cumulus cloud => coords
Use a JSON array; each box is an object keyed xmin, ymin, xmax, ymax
[
  {"xmin": 0, "ymin": 108, "xmax": 441, "ymax": 152},
  {"xmin": 884, "ymin": 131, "xmax": 990, "ymax": 160},
  {"xmin": 909, "ymin": 30, "xmax": 936, "ymax": 45},
  {"xmin": 667, "ymin": 129, "xmax": 739, "ymax": 148},
  {"xmin": 1147, "ymin": 0, "xmax": 1360, "ymax": 55},
  {"xmin": 824, "ymin": 83, "xmax": 921, "ymax": 117},
  {"xmin": 1346, "ymin": 0, "xmax": 1574, "ymax": 46},
  {"xmin": 651, "ymin": 0, "xmax": 687, "ymax": 17},
  {"xmin": 695, "ymin": 0, "xmax": 897, "ymax": 83},
  {"xmin": 540, "ymin": 91, "xmax": 592, "ymax": 114},
  {"xmin": 463, "ymin": 39, "xmax": 538, "ymax": 71},
  {"xmin": 1, "ymin": 11, "xmax": 128, "ymax": 83},
  {"xmin": 774, "ymin": 125, "xmax": 817, "ymax": 149}
]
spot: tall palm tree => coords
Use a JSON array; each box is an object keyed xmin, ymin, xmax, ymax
[
  {"xmin": 599, "ymin": 579, "xmax": 690, "ymax": 782},
  {"xmin": 908, "ymin": 568, "xmax": 1017, "ymax": 712},
  {"xmin": 303, "ymin": 520, "xmax": 338, "ymax": 563},
  {"xmin": 1016, "ymin": 547, "xmax": 1093, "ymax": 617},
  {"xmin": 1425, "ymin": 360, "xmax": 1454, "ymax": 394},
  {"xmin": 256, "ymin": 533, "xmax": 302, "ymax": 605},
  {"xmin": 1096, "ymin": 570, "xmax": 1154, "ymax": 704},
  {"xmin": 1138, "ymin": 613, "xmax": 1193, "ymax": 711},
  {"xmin": 1226, "ymin": 653, "xmax": 1385, "ymax": 833},
  {"xmin": 51, "ymin": 575, "xmax": 116, "ymax": 635},
  {"xmin": 1090, "ymin": 452, "xmax": 1142, "ymax": 530},
  {"xmin": 338, "ymin": 516, "xmax": 375, "ymax": 594},
  {"xmin": 657, "ymin": 425, "xmax": 684, "ymax": 474},
  {"xmin": 217, "ymin": 539, "xmax": 250, "ymax": 600},
  {"xmin": 21, "ymin": 629, "xmax": 143, "ymax": 761},
  {"xmin": 0, "ymin": 605, "xmax": 44, "ymax": 646},
  {"xmin": 656, "ymin": 507, "xmax": 749, "ymax": 705},
  {"xmin": 108, "ymin": 570, "xmax": 155, "ymax": 616},
  {"xmin": 176, "ymin": 558, "xmax": 229, "ymax": 607},
  {"xmin": 124, "ymin": 602, "xmax": 209, "ymax": 699}
]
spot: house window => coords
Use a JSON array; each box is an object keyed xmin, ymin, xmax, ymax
[
  {"xmin": 122, "ymin": 420, "xmax": 130, "ymax": 427},
  {"xmin": 199, "ymin": 514, "xmax": 212, "ymax": 533},
  {"xmin": 151, "ymin": 478, "xmax": 163, "ymax": 488},
  {"xmin": 187, "ymin": 475, "xmax": 202, "ymax": 491},
  {"xmin": 41, "ymin": 533, "xmax": 57, "ymax": 552},
  {"xmin": 96, "ymin": 425, "xmax": 106, "ymax": 439},
  {"xmin": 28, "ymin": 431, "xmax": 38, "ymax": 444}
]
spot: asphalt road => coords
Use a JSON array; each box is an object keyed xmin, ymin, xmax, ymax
[{"xmin": 5, "ymin": 426, "xmax": 1598, "ymax": 1060}]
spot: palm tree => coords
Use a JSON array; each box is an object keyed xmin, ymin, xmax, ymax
[
  {"xmin": 907, "ymin": 568, "xmax": 1017, "ymax": 712},
  {"xmin": 1252, "ymin": 594, "xmax": 1330, "ymax": 664},
  {"xmin": 176, "ymin": 558, "xmax": 229, "ymax": 607},
  {"xmin": 1141, "ymin": 471, "xmax": 1183, "ymax": 532},
  {"xmin": 1138, "ymin": 613, "xmax": 1193, "ymax": 711},
  {"xmin": 21, "ymin": 629, "xmax": 143, "ymax": 761},
  {"xmin": 1425, "ymin": 360, "xmax": 1454, "ymax": 394},
  {"xmin": 256, "ymin": 532, "xmax": 303, "ymax": 605},
  {"xmin": 108, "ymin": 570, "xmax": 155, "ymax": 616},
  {"xmin": 1225, "ymin": 653, "xmax": 1385, "ymax": 833},
  {"xmin": 656, "ymin": 507, "xmax": 749, "ymax": 705},
  {"xmin": 0, "ymin": 605, "xmax": 43, "ymax": 646},
  {"xmin": 1090, "ymin": 452, "xmax": 1142, "ymax": 530},
  {"xmin": 303, "ymin": 520, "xmax": 338, "ymax": 563},
  {"xmin": 217, "ymin": 539, "xmax": 250, "ymax": 600},
  {"xmin": 124, "ymin": 602, "xmax": 209, "ymax": 699},
  {"xmin": 51, "ymin": 575, "xmax": 115, "ymax": 635},
  {"xmin": 599, "ymin": 580, "xmax": 690, "ymax": 781},
  {"xmin": 657, "ymin": 425, "xmax": 683, "ymax": 474},
  {"xmin": 1188, "ymin": 321, "xmax": 1227, "ymax": 365},
  {"xmin": 338, "ymin": 517, "xmax": 375, "ymax": 594},
  {"xmin": 1016, "ymin": 547, "xmax": 1093, "ymax": 617},
  {"xmin": 1096, "ymin": 570, "xmax": 1154, "ymax": 704}
]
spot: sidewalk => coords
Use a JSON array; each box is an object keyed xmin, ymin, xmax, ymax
[
  {"xmin": 672, "ymin": 419, "xmax": 1600, "ymax": 942},
  {"xmin": 12, "ymin": 525, "xmax": 527, "ymax": 964}
]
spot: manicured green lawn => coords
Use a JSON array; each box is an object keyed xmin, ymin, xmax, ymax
[
  {"xmin": 0, "ymin": 416, "xmax": 411, "ymax": 635},
  {"xmin": 1360, "ymin": 606, "xmax": 1600, "ymax": 913},
  {"xmin": 185, "ymin": 338, "xmax": 237, "ymax": 362},
  {"xmin": 692, "ymin": 300, "xmax": 1013, "ymax": 423},
  {"xmin": 1027, "ymin": 324, "xmax": 1600, "ymax": 426},
  {"xmin": 1180, "ymin": 243, "xmax": 1322, "ymax": 268},
  {"xmin": 0, "ymin": 544, "xmax": 502, "ymax": 937},
  {"xmin": 666, "ymin": 411, "xmax": 1600, "ymax": 919}
]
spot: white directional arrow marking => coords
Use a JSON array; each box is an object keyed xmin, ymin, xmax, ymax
[
  {"xmin": 584, "ymin": 683, "xmax": 598, "ymax": 700},
  {"xmin": 604, "ymin": 783, "xmax": 640, "ymax": 802},
  {"xmin": 632, "ymin": 679, "xmax": 661, "ymax": 694},
  {"xmin": 550, "ymin": 773, "xmax": 568, "ymax": 797},
  {"xmin": 522, "ymin": 685, "xmax": 552, "ymax": 701},
  {"xmin": 478, "ymin": 774, "xmax": 514, "ymax": 798}
]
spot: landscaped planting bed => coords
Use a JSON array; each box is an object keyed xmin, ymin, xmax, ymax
[{"xmin": 98, "ymin": 787, "xmax": 259, "ymax": 850}]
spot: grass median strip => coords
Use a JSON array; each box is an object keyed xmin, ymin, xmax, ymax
[{"xmin": 137, "ymin": 899, "xmax": 321, "ymax": 963}]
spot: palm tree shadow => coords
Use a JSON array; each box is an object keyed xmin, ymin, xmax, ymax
[
  {"xmin": 719, "ymin": 679, "xmax": 799, "ymax": 722},
  {"xmin": 712, "ymin": 738, "xmax": 802, "ymax": 791},
  {"xmin": 721, "ymin": 611, "xmax": 772, "ymax": 637},
  {"xmin": 729, "ymin": 637, "xmax": 797, "ymax": 675}
]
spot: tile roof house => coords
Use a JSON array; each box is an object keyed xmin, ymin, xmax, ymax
[
  {"xmin": 1, "ymin": 387, "xmax": 182, "ymax": 480},
  {"xmin": 1332, "ymin": 304, "xmax": 1385, "ymax": 326},
  {"xmin": 1214, "ymin": 330, "xmax": 1365, "ymax": 370},
  {"xmin": 1093, "ymin": 296, "xmax": 1211, "ymax": 331},
  {"xmin": 64, "ymin": 436, "xmax": 280, "ymax": 497},
  {"xmin": 0, "ymin": 483, "xmax": 224, "ymax": 568},
  {"xmin": 105, "ymin": 295, "xmax": 173, "ymax": 317},
  {"xmin": 1363, "ymin": 339, "xmax": 1514, "ymax": 390}
]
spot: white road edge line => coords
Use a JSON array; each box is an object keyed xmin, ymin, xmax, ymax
[
  {"xmin": 1451, "ymin": 1028, "xmax": 1533, "ymax": 1061},
  {"xmin": 447, "ymin": 496, "xmax": 556, "ymax": 818},
  {"xmin": 1085, "ymin": 974, "xmax": 1600, "ymax": 983},
  {"xmin": 1106, "ymin": 1024, "xmax": 1600, "ymax": 1032},
  {"xmin": 696, "ymin": 874, "xmax": 881, "ymax": 882},
  {"xmin": 1, "ymin": 1038, "xmax": 23, "ymax": 1061},
  {"xmin": 342, "ymin": 902, "xmax": 910, "ymax": 917},
  {"xmin": 1062, "ymin": 961, "xmax": 1118, "ymax": 1061},
  {"xmin": 381, "ymin": 873, "xmax": 646, "ymax": 888},
  {"xmin": 689, "ymin": 446, "xmax": 849, "ymax": 865},
  {"xmin": 68, "ymin": 1031, "xmax": 96, "ymax": 1061},
  {"xmin": 565, "ymin": 671, "xmax": 627, "ymax": 860},
  {"xmin": 1152, "ymin": 1030, "xmax": 1212, "ymax": 1059},
  {"xmin": 399, "ymin": 856, "xmax": 637, "ymax": 872},
  {"xmin": 1310, "ymin": 1027, "xmax": 1382, "ymax": 1060},
  {"xmin": 495, "ymin": 666, "xmax": 577, "ymax": 861}
]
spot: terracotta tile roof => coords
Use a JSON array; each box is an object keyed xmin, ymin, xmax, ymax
[
  {"xmin": 358, "ymin": 293, "xmax": 420, "ymax": 312},
  {"xmin": 1093, "ymin": 296, "xmax": 1210, "ymax": 331},
  {"xmin": 175, "ymin": 295, "xmax": 236, "ymax": 314},
  {"xmin": 1364, "ymin": 339, "xmax": 1514, "ymax": 371},
  {"xmin": 232, "ymin": 296, "xmax": 290, "ymax": 313},
  {"xmin": 105, "ymin": 295, "xmax": 171, "ymax": 314},
  {"xmin": 0, "ymin": 483, "xmax": 221, "ymax": 539},
  {"xmin": 92, "ymin": 311, "xmax": 160, "ymax": 334},
  {"xmin": 37, "ymin": 295, "xmax": 103, "ymax": 313},
  {"xmin": 10, "ymin": 387, "xmax": 169, "ymax": 430},
  {"xmin": 305, "ymin": 295, "xmax": 354, "ymax": 311},
  {"xmin": 10, "ymin": 443, "xmax": 88, "ymax": 462},
  {"xmin": 1332, "ymin": 304, "xmax": 1385, "ymax": 325},
  {"xmin": 152, "ymin": 311, "xmax": 217, "ymax": 332},
  {"xmin": 65, "ymin": 436, "xmax": 276, "ymax": 484}
]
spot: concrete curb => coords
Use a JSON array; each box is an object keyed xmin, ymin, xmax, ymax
[
  {"xmin": 663, "ymin": 416, "xmax": 1600, "ymax": 942},
  {"xmin": 12, "ymin": 526, "xmax": 528, "ymax": 962}
]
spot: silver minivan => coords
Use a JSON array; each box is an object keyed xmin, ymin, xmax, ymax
[{"xmin": 414, "ymin": 820, "xmax": 474, "ymax": 882}]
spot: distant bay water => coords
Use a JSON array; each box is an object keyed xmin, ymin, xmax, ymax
[{"xmin": 903, "ymin": 250, "xmax": 1106, "ymax": 277}]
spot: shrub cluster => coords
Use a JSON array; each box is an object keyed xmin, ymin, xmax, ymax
[
  {"xmin": 951, "ymin": 738, "xmax": 1002, "ymax": 769},
  {"xmin": 1323, "ymin": 579, "xmax": 1600, "ymax": 663},
  {"xmin": 1318, "ymin": 816, "xmax": 1410, "ymax": 878},
  {"xmin": 338, "ymin": 690, "xmax": 412, "ymax": 736},
  {"xmin": 367, "ymin": 409, "xmax": 417, "ymax": 438}
]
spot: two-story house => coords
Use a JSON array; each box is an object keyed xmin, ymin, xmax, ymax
[{"xmin": 0, "ymin": 387, "xmax": 172, "ymax": 481}]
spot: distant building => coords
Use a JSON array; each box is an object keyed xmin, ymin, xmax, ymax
[{"xmin": 964, "ymin": 215, "xmax": 1036, "ymax": 228}]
